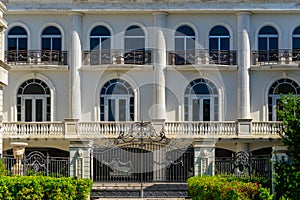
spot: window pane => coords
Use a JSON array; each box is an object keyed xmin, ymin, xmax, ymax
[
  {"xmin": 269, "ymin": 38, "xmax": 278, "ymax": 50},
  {"xmin": 52, "ymin": 38, "xmax": 62, "ymax": 51},
  {"xmin": 203, "ymin": 99, "xmax": 211, "ymax": 121},
  {"xmin": 293, "ymin": 38, "xmax": 300, "ymax": 49},
  {"xmin": 220, "ymin": 38, "xmax": 229, "ymax": 50},
  {"xmin": 90, "ymin": 38, "xmax": 99, "ymax": 51},
  {"xmin": 176, "ymin": 25, "xmax": 195, "ymax": 36},
  {"xmin": 175, "ymin": 38, "xmax": 184, "ymax": 51},
  {"xmin": 108, "ymin": 99, "xmax": 115, "ymax": 121},
  {"xmin": 91, "ymin": 26, "xmax": 110, "ymax": 36},
  {"xmin": 125, "ymin": 26, "xmax": 144, "ymax": 37},
  {"xmin": 36, "ymin": 99, "xmax": 43, "ymax": 122},
  {"xmin": 119, "ymin": 99, "xmax": 126, "ymax": 121},
  {"xmin": 210, "ymin": 26, "xmax": 229, "ymax": 36},
  {"xmin": 209, "ymin": 38, "xmax": 218, "ymax": 50},
  {"xmin": 186, "ymin": 37, "xmax": 195, "ymax": 50},
  {"xmin": 101, "ymin": 38, "xmax": 111, "ymax": 50},
  {"xmin": 258, "ymin": 38, "xmax": 267, "ymax": 50},
  {"xmin": 42, "ymin": 38, "xmax": 51, "ymax": 50},
  {"xmin": 8, "ymin": 26, "xmax": 27, "ymax": 35},
  {"xmin": 25, "ymin": 99, "xmax": 32, "ymax": 122},
  {"xmin": 8, "ymin": 38, "xmax": 16, "ymax": 50},
  {"xmin": 192, "ymin": 99, "xmax": 200, "ymax": 121},
  {"xmin": 19, "ymin": 38, "xmax": 27, "ymax": 50},
  {"xmin": 42, "ymin": 26, "xmax": 61, "ymax": 35},
  {"xmin": 125, "ymin": 38, "xmax": 144, "ymax": 50}
]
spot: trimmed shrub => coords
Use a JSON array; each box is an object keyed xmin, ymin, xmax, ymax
[
  {"xmin": 0, "ymin": 176, "xmax": 92, "ymax": 200},
  {"xmin": 187, "ymin": 176, "xmax": 273, "ymax": 200}
]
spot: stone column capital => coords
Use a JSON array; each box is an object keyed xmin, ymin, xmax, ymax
[
  {"xmin": 236, "ymin": 11, "xmax": 252, "ymax": 16},
  {"xmin": 152, "ymin": 11, "xmax": 169, "ymax": 16}
]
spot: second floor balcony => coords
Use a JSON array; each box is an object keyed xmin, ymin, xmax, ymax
[
  {"xmin": 82, "ymin": 49, "xmax": 152, "ymax": 66},
  {"xmin": 5, "ymin": 50, "xmax": 68, "ymax": 66},
  {"xmin": 2, "ymin": 120, "xmax": 283, "ymax": 140},
  {"xmin": 168, "ymin": 49, "xmax": 237, "ymax": 66},
  {"xmin": 252, "ymin": 49, "xmax": 300, "ymax": 66}
]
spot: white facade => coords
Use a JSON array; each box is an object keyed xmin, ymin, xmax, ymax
[{"xmin": 1, "ymin": 0, "xmax": 299, "ymax": 186}]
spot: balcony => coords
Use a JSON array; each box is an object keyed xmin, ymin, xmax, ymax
[
  {"xmin": 252, "ymin": 49, "xmax": 300, "ymax": 66},
  {"xmin": 168, "ymin": 49, "xmax": 237, "ymax": 66},
  {"xmin": 82, "ymin": 49, "xmax": 152, "ymax": 66},
  {"xmin": 5, "ymin": 50, "xmax": 68, "ymax": 66},
  {"xmin": 2, "ymin": 121, "xmax": 283, "ymax": 140}
]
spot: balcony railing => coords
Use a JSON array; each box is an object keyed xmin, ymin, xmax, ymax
[
  {"xmin": 83, "ymin": 49, "xmax": 152, "ymax": 65},
  {"xmin": 5, "ymin": 50, "xmax": 68, "ymax": 65},
  {"xmin": 168, "ymin": 49, "xmax": 237, "ymax": 65},
  {"xmin": 252, "ymin": 49, "xmax": 300, "ymax": 66},
  {"xmin": 2, "ymin": 122, "xmax": 65, "ymax": 137},
  {"xmin": 164, "ymin": 121, "xmax": 236, "ymax": 136},
  {"xmin": 2, "ymin": 121, "xmax": 283, "ymax": 139},
  {"xmin": 78, "ymin": 121, "xmax": 135, "ymax": 136},
  {"xmin": 252, "ymin": 122, "xmax": 283, "ymax": 135}
]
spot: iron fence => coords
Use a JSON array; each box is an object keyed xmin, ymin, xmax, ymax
[
  {"xmin": 1, "ymin": 151, "xmax": 69, "ymax": 177},
  {"xmin": 215, "ymin": 152, "xmax": 272, "ymax": 185}
]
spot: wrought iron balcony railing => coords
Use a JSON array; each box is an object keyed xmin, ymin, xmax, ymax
[
  {"xmin": 252, "ymin": 49, "xmax": 300, "ymax": 66},
  {"xmin": 83, "ymin": 49, "xmax": 152, "ymax": 65},
  {"xmin": 168, "ymin": 49, "xmax": 237, "ymax": 66},
  {"xmin": 5, "ymin": 50, "xmax": 68, "ymax": 65}
]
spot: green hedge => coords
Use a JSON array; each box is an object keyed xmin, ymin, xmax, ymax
[
  {"xmin": 187, "ymin": 176, "xmax": 273, "ymax": 200},
  {"xmin": 0, "ymin": 176, "xmax": 92, "ymax": 200}
]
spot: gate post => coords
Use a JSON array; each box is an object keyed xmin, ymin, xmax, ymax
[
  {"xmin": 271, "ymin": 145, "xmax": 288, "ymax": 195},
  {"xmin": 193, "ymin": 139, "xmax": 216, "ymax": 176},
  {"xmin": 69, "ymin": 140, "xmax": 93, "ymax": 179}
]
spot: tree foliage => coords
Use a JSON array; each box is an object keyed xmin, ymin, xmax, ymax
[{"xmin": 275, "ymin": 95, "xmax": 300, "ymax": 200}]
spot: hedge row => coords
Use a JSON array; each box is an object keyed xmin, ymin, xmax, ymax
[
  {"xmin": 187, "ymin": 176, "xmax": 273, "ymax": 200},
  {"xmin": 0, "ymin": 176, "xmax": 92, "ymax": 200}
]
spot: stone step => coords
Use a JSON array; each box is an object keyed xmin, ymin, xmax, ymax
[{"xmin": 91, "ymin": 183, "xmax": 189, "ymax": 199}]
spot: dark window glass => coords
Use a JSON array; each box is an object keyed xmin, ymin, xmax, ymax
[
  {"xmin": 91, "ymin": 26, "xmax": 110, "ymax": 36},
  {"xmin": 259, "ymin": 26, "xmax": 277, "ymax": 35},
  {"xmin": 175, "ymin": 25, "xmax": 195, "ymax": 36},
  {"xmin": 125, "ymin": 25, "xmax": 144, "ymax": 37},
  {"xmin": 209, "ymin": 26, "xmax": 229, "ymax": 36},
  {"xmin": 8, "ymin": 26, "xmax": 27, "ymax": 35},
  {"xmin": 42, "ymin": 26, "xmax": 61, "ymax": 35}
]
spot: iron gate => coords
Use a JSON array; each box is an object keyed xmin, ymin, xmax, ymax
[
  {"xmin": 93, "ymin": 143, "xmax": 194, "ymax": 182},
  {"xmin": 91, "ymin": 121, "xmax": 194, "ymax": 198}
]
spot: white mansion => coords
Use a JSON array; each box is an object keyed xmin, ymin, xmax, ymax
[{"xmin": 0, "ymin": 0, "xmax": 299, "ymax": 198}]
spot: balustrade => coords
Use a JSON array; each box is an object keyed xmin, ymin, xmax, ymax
[{"xmin": 2, "ymin": 121, "xmax": 283, "ymax": 139}]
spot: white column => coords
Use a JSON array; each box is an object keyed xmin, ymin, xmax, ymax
[
  {"xmin": 0, "ymin": 28, "xmax": 4, "ymax": 61},
  {"xmin": 237, "ymin": 12, "xmax": 251, "ymax": 119},
  {"xmin": 152, "ymin": 12, "xmax": 167, "ymax": 120},
  {"xmin": 69, "ymin": 12, "xmax": 83, "ymax": 120}
]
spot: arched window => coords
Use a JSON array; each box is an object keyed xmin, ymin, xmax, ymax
[
  {"xmin": 292, "ymin": 26, "xmax": 300, "ymax": 61},
  {"xmin": 89, "ymin": 25, "xmax": 111, "ymax": 65},
  {"xmin": 184, "ymin": 78, "xmax": 218, "ymax": 121},
  {"xmin": 258, "ymin": 26, "xmax": 278, "ymax": 62},
  {"xmin": 174, "ymin": 25, "xmax": 195, "ymax": 65},
  {"xmin": 268, "ymin": 79, "xmax": 300, "ymax": 121},
  {"xmin": 17, "ymin": 79, "xmax": 51, "ymax": 122},
  {"xmin": 7, "ymin": 26, "xmax": 28, "ymax": 62},
  {"xmin": 209, "ymin": 26, "xmax": 230, "ymax": 64},
  {"xmin": 41, "ymin": 26, "xmax": 62, "ymax": 63},
  {"xmin": 100, "ymin": 79, "xmax": 134, "ymax": 121},
  {"xmin": 124, "ymin": 25, "xmax": 145, "ymax": 64}
]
